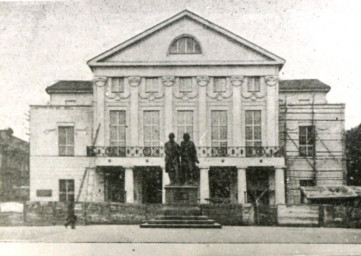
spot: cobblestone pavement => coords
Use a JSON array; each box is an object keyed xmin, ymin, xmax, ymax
[{"xmin": 0, "ymin": 225, "xmax": 360, "ymax": 244}]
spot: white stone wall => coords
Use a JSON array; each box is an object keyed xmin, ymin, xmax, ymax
[{"xmin": 30, "ymin": 105, "xmax": 93, "ymax": 201}]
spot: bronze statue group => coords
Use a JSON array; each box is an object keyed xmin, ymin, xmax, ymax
[{"xmin": 165, "ymin": 133, "xmax": 199, "ymax": 185}]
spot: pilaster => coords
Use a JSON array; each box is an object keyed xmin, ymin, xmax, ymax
[
  {"xmin": 197, "ymin": 76, "xmax": 209, "ymax": 146},
  {"xmin": 231, "ymin": 76, "xmax": 243, "ymax": 147},
  {"xmin": 125, "ymin": 168, "xmax": 134, "ymax": 203},
  {"xmin": 275, "ymin": 168, "xmax": 285, "ymax": 205},
  {"xmin": 129, "ymin": 76, "xmax": 140, "ymax": 147},
  {"xmin": 266, "ymin": 76, "xmax": 279, "ymax": 147},
  {"xmin": 199, "ymin": 167, "xmax": 210, "ymax": 204}
]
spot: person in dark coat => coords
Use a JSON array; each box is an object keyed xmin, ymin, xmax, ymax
[
  {"xmin": 164, "ymin": 133, "xmax": 180, "ymax": 185},
  {"xmin": 64, "ymin": 201, "xmax": 77, "ymax": 229},
  {"xmin": 180, "ymin": 133, "xmax": 199, "ymax": 185}
]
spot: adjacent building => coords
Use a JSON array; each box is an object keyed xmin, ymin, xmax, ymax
[
  {"xmin": 0, "ymin": 128, "xmax": 29, "ymax": 201},
  {"xmin": 29, "ymin": 10, "xmax": 345, "ymax": 206}
]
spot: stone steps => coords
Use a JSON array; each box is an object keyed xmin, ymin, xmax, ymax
[{"xmin": 140, "ymin": 215, "xmax": 222, "ymax": 229}]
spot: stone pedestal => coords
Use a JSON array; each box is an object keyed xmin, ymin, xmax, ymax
[{"xmin": 165, "ymin": 185, "xmax": 198, "ymax": 204}]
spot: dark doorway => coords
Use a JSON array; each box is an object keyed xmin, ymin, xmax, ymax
[
  {"xmin": 246, "ymin": 167, "xmax": 276, "ymax": 225},
  {"xmin": 209, "ymin": 166, "xmax": 237, "ymax": 204},
  {"xmin": 134, "ymin": 166, "xmax": 162, "ymax": 204},
  {"xmin": 103, "ymin": 167, "xmax": 125, "ymax": 203}
]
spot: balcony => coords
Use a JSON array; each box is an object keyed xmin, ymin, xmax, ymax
[{"xmin": 86, "ymin": 146, "xmax": 284, "ymax": 158}]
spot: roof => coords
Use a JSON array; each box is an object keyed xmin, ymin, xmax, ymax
[
  {"xmin": 279, "ymin": 79, "xmax": 331, "ymax": 93},
  {"xmin": 45, "ymin": 80, "xmax": 93, "ymax": 94},
  {"xmin": 45, "ymin": 79, "xmax": 332, "ymax": 94},
  {"xmin": 87, "ymin": 10, "xmax": 285, "ymax": 67},
  {"xmin": 300, "ymin": 186, "xmax": 360, "ymax": 199}
]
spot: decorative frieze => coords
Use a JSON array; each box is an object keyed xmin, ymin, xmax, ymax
[
  {"xmin": 196, "ymin": 76, "xmax": 210, "ymax": 87},
  {"xmin": 241, "ymin": 77, "xmax": 267, "ymax": 101},
  {"xmin": 94, "ymin": 77, "xmax": 107, "ymax": 87},
  {"xmin": 105, "ymin": 78, "xmax": 130, "ymax": 101},
  {"xmin": 161, "ymin": 76, "xmax": 175, "ymax": 87},
  {"xmin": 230, "ymin": 76, "xmax": 244, "ymax": 87},
  {"xmin": 128, "ymin": 76, "xmax": 141, "ymax": 87},
  {"xmin": 265, "ymin": 76, "xmax": 278, "ymax": 87},
  {"xmin": 173, "ymin": 77, "xmax": 198, "ymax": 101}
]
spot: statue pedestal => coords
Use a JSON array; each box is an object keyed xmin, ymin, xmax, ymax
[
  {"xmin": 140, "ymin": 184, "xmax": 221, "ymax": 228},
  {"xmin": 164, "ymin": 185, "xmax": 198, "ymax": 204}
]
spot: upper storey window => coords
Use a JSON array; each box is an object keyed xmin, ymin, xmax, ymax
[
  {"xmin": 247, "ymin": 77, "xmax": 261, "ymax": 92},
  {"xmin": 111, "ymin": 78, "xmax": 124, "ymax": 93},
  {"xmin": 145, "ymin": 77, "xmax": 159, "ymax": 92},
  {"xmin": 169, "ymin": 36, "xmax": 201, "ymax": 54}
]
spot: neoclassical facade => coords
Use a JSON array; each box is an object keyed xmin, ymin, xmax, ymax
[{"xmin": 30, "ymin": 10, "xmax": 345, "ymax": 205}]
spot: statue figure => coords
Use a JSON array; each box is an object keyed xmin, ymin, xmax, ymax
[
  {"xmin": 164, "ymin": 133, "xmax": 180, "ymax": 185},
  {"xmin": 180, "ymin": 133, "xmax": 199, "ymax": 185}
]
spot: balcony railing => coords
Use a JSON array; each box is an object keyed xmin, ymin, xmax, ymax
[{"xmin": 86, "ymin": 146, "xmax": 284, "ymax": 158}]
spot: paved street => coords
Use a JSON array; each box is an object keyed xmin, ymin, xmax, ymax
[
  {"xmin": 0, "ymin": 225, "xmax": 360, "ymax": 243},
  {"xmin": 0, "ymin": 225, "xmax": 361, "ymax": 255}
]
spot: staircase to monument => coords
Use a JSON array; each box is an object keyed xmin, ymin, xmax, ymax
[{"xmin": 140, "ymin": 204, "xmax": 222, "ymax": 229}]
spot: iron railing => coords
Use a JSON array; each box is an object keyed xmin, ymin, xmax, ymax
[{"xmin": 86, "ymin": 146, "xmax": 284, "ymax": 158}]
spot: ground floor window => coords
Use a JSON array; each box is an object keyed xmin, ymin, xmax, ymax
[{"xmin": 59, "ymin": 179, "xmax": 74, "ymax": 202}]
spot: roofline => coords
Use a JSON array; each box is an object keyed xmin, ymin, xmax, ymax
[
  {"xmin": 89, "ymin": 61, "xmax": 284, "ymax": 67},
  {"xmin": 87, "ymin": 9, "xmax": 285, "ymax": 67}
]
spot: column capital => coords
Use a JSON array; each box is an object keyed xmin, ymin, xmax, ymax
[
  {"xmin": 128, "ymin": 76, "xmax": 141, "ymax": 87},
  {"xmin": 93, "ymin": 77, "xmax": 107, "ymax": 87},
  {"xmin": 161, "ymin": 76, "xmax": 175, "ymax": 87},
  {"xmin": 196, "ymin": 76, "xmax": 210, "ymax": 87},
  {"xmin": 230, "ymin": 76, "xmax": 244, "ymax": 87},
  {"xmin": 265, "ymin": 76, "xmax": 278, "ymax": 87}
]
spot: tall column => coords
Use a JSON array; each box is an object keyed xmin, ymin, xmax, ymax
[
  {"xmin": 231, "ymin": 76, "xmax": 244, "ymax": 147},
  {"xmin": 162, "ymin": 167, "xmax": 170, "ymax": 203},
  {"xmin": 129, "ymin": 77, "xmax": 141, "ymax": 146},
  {"xmin": 266, "ymin": 76, "xmax": 279, "ymax": 147},
  {"xmin": 162, "ymin": 76, "xmax": 175, "ymax": 141},
  {"xmin": 197, "ymin": 76, "xmax": 209, "ymax": 147},
  {"xmin": 199, "ymin": 167, "xmax": 209, "ymax": 204},
  {"xmin": 237, "ymin": 168, "xmax": 247, "ymax": 204},
  {"xmin": 93, "ymin": 77, "xmax": 107, "ymax": 146},
  {"xmin": 125, "ymin": 168, "xmax": 134, "ymax": 203},
  {"xmin": 275, "ymin": 168, "xmax": 285, "ymax": 205}
]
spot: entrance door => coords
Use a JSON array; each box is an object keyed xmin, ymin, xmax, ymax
[
  {"xmin": 103, "ymin": 167, "xmax": 125, "ymax": 203},
  {"xmin": 209, "ymin": 167, "xmax": 237, "ymax": 204},
  {"xmin": 246, "ymin": 167, "xmax": 276, "ymax": 225},
  {"xmin": 134, "ymin": 167, "xmax": 162, "ymax": 204}
]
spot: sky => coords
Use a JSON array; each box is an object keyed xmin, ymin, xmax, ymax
[{"xmin": 0, "ymin": 0, "xmax": 360, "ymax": 141}]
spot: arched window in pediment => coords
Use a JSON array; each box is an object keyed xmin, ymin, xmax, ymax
[{"xmin": 168, "ymin": 35, "xmax": 202, "ymax": 54}]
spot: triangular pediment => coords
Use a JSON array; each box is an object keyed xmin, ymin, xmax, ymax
[{"xmin": 88, "ymin": 10, "xmax": 285, "ymax": 67}]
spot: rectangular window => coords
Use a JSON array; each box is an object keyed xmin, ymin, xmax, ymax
[
  {"xmin": 213, "ymin": 77, "xmax": 227, "ymax": 92},
  {"xmin": 247, "ymin": 77, "xmax": 261, "ymax": 92},
  {"xmin": 245, "ymin": 110, "xmax": 262, "ymax": 156},
  {"xmin": 143, "ymin": 111, "xmax": 160, "ymax": 147},
  {"xmin": 145, "ymin": 78, "xmax": 159, "ymax": 93},
  {"xmin": 179, "ymin": 77, "xmax": 193, "ymax": 92},
  {"xmin": 59, "ymin": 179, "xmax": 74, "ymax": 202},
  {"xmin": 177, "ymin": 110, "xmax": 193, "ymax": 140},
  {"xmin": 58, "ymin": 126, "xmax": 74, "ymax": 156},
  {"xmin": 211, "ymin": 110, "xmax": 228, "ymax": 156},
  {"xmin": 109, "ymin": 111, "xmax": 126, "ymax": 147},
  {"xmin": 111, "ymin": 78, "xmax": 124, "ymax": 93},
  {"xmin": 299, "ymin": 126, "xmax": 315, "ymax": 156}
]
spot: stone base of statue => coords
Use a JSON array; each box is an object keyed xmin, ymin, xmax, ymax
[
  {"xmin": 164, "ymin": 185, "xmax": 198, "ymax": 204},
  {"xmin": 140, "ymin": 184, "xmax": 221, "ymax": 228}
]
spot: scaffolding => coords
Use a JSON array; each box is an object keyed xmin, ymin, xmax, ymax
[{"xmin": 281, "ymin": 94, "xmax": 345, "ymax": 203}]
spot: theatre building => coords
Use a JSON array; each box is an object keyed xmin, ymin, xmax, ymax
[{"xmin": 29, "ymin": 10, "xmax": 345, "ymax": 206}]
